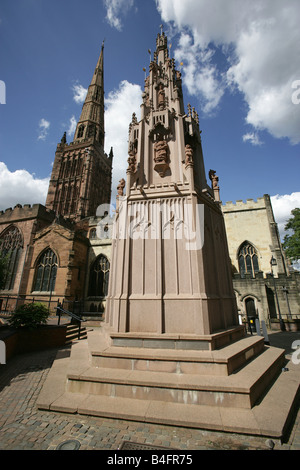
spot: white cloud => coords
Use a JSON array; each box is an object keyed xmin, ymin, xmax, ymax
[
  {"xmin": 156, "ymin": 0, "xmax": 300, "ymax": 144},
  {"xmin": 0, "ymin": 162, "xmax": 49, "ymax": 211},
  {"xmin": 271, "ymin": 192, "xmax": 300, "ymax": 240},
  {"xmin": 104, "ymin": 80, "xmax": 142, "ymax": 202},
  {"xmin": 174, "ymin": 33, "xmax": 224, "ymax": 114},
  {"xmin": 67, "ymin": 115, "xmax": 77, "ymax": 137},
  {"xmin": 72, "ymin": 83, "xmax": 87, "ymax": 104},
  {"xmin": 242, "ymin": 132, "xmax": 263, "ymax": 146},
  {"xmin": 37, "ymin": 118, "xmax": 50, "ymax": 141},
  {"xmin": 103, "ymin": 0, "xmax": 135, "ymax": 31}
]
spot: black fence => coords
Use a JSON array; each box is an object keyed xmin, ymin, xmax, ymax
[{"xmin": 0, "ymin": 295, "xmax": 105, "ymax": 319}]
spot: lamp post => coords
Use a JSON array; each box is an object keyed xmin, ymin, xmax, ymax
[{"xmin": 270, "ymin": 256, "xmax": 285, "ymax": 331}]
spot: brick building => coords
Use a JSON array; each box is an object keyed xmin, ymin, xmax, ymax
[
  {"xmin": 222, "ymin": 195, "xmax": 300, "ymax": 328},
  {"xmin": 0, "ymin": 45, "xmax": 112, "ymax": 315}
]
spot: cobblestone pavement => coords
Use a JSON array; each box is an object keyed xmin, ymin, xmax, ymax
[{"xmin": 0, "ymin": 331, "xmax": 299, "ymax": 451}]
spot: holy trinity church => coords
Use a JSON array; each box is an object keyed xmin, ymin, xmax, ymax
[{"xmin": 0, "ymin": 33, "xmax": 299, "ymax": 328}]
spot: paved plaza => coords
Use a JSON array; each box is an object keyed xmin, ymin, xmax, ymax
[{"xmin": 0, "ymin": 329, "xmax": 299, "ymax": 451}]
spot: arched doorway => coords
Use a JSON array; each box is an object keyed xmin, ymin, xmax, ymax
[{"xmin": 245, "ymin": 297, "xmax": 257, "ymax": 321}]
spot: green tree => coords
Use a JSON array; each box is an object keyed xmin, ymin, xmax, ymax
[
  {"xmin": 283, "ymin": 208, "xmax": 300, "ymax": 263},
  {"xmin": 8, "ymin": 303, "xmax": 50, "ymax": 330}
]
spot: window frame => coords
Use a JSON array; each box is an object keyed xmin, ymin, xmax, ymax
[
  {"xmin": 237, "ymin": 242, "xmax": 260, "ymax": 278},
  {"xmin": 0, "ymin": 225, "xmax": 23, "ymax": 291},
  {"xmin": 88, "ymin": 254, "xmax": 110, "ymax": 298},
  {"xmin": 32, "ymin": 248, "xmax": 58, "ymax": 293}
]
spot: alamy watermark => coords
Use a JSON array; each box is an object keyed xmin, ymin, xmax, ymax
[
  {"xmin": 96, "ymin": 198, "xmax": 205, "ymax": 251},
  {"xmin": 0, "ymin": 340, "xmax": 6, "ymax": 364},
  {"xmin": 292, "ymin": 340, "xmax": 300, "ymax": 365},
  {"xmin": 0, "ymin": 80, "xmax": 6, "ymax": 104},
  {"xmin": 291, "ymin": 80, "xmax": 300, "ymax": 104}
]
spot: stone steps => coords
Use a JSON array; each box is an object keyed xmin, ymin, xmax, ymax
[
  {"xmin": 44, "ymin": 357, "xmax": 300, "ymax": 437},
  {"xmin": 67, "ymin": 344, "xmax": 284, "ymax": 409},
  {"xmin": 65, "ymin": 323, "xmax": 88, "ymax": 344},
  {"xmin": 37, "ymin": 329, "xmax": 300, "ymax": 438},
  {"xmin": 91, "ymin": 334, "xmax": 265, "ymax": 376}
]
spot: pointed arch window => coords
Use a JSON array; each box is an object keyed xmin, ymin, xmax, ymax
[
  {"xmin": 77, "ymin": 125, "xmax": 85, "ymax": 139},
  {"xmin": 88, "ymin": 254, "xmax": 110, "ymax": 297},
  {"xmin": 238, "ymin": 242, "xmax": 259, "ymax": 278},
  {"xmin": 0, "ymin": 226, "xmax": 23, "ymax": 290},
  {"xmin": 33, "ymin": 248, "xmax": 58, "ymax": 292}
]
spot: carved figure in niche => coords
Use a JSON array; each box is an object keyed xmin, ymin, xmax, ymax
[
  {"xmin": 117, "ymin": 178, "xmax": 125, "ymax": 196},
  {"xmin": 154, "ymin": 140, "xmax": 168, "ymax": 163},
  {"xmin": 149, "ymin": 61, "xmax": 158, "ymax": 77},
  {"xmin": 154, "ymin": 139, "xmax": 169, "ymax": 177},
  {"xmin": 185, "ymin": 144, "xmax": 194, "ymax": 166},
  {"xmin": 157, "ymin": 83, "xmax": 165, "ymax": 110},
  {"xmin": 127, "ymin": 150, "xmax": 137, "ymax": 173}
]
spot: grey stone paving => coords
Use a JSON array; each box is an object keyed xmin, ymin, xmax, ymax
[{"xmin": 0, "ymin": 330, "xmax": 299, "ymax": 451}]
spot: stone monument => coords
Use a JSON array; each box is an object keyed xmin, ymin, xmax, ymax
[
  {"xmin": 105, "ymin": 30, "xmax": 240, "ymax": 345},
  {"xmin": 38, "ymin": 31, "xmax": 299, "ymax": 438}
]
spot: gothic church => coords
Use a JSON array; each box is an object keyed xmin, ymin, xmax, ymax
[{"xmin": 0, "ymin": 36, "xmax": 299, "ymax": 328}]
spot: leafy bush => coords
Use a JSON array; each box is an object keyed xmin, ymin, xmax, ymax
[{"xmin": 8, "ymin": 302, "xmax": 49, "ymax": 330}]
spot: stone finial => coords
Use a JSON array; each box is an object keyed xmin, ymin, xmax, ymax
[
  {"xmin": 117, "ymin": 178, "xmax": 126, "ymax": 196},
  {"xmin": 209, "ymin": 169, "xmax": 220, "ymax": 202},
  {"xmin": 209, "ymin": 170, "xmax": 219, "ymax": 189},
  {"xmin": 131, "ymin": 113, "xmax": 138, "ymax": 125},
  {"xmin": 61, "ymin": 132, "xmax": 67, "ymax": 144}
]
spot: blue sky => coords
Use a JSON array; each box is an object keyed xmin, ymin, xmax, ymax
[{"xmin": 0, "ymin": 0, "xmax": 299, "ymax": 238}]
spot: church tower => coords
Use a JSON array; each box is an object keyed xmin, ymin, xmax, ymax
[
  {"xmin": 46, "ymin": 43, "xmax": 113, "ymax": 222},
  {"xmin": 106, "ymin": 30, "xmax": 239, "ymax": 340}
]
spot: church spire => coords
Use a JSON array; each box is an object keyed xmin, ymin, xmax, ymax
[
  {"xmin": 73, "ymin": 42, "xmax": 105, "ymax": 147},
  {"xmin": 46, "ymin": 42, "xmax": 112, "ymax": 222}
]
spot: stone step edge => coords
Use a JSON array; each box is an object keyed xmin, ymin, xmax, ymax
[
  {"xmin": 109, "ymin": 325, "xmax": 245, "ymax": 341},
  {"xmin": 45, "ymin": 360, "xmax": 300, "ymax": 438},
  {"xmin": 37, "ymin": 345, "xmax": 299, "ymax": 438},
  {"xmin": 91, "ymin": 335, "xmax": 265, "ymax": 365},
  {"xmin": 109, "ymin": 325, "xmax": 246, "ymax": 351},
  {"xmin": 67, "ymin": 346, "xmax": 285, "ymax": 396}
]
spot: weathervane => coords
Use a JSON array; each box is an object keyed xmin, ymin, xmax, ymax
[{"xmin": 160, "ymin": 24, "xmax": 163, "ymax": 35}]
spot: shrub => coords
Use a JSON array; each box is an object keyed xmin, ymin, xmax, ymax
[{"xmin": 8, "ymin": 302, "xmax": 49, "ymax": 330}]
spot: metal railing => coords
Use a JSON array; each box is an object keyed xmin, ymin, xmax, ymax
[
  {"xmin": 0, "ymin": 295, "xmax": 105, "ymax": 319},
  {"xmin": 56, "ymin": 303, "xmax": 86, "ymax": 340}
]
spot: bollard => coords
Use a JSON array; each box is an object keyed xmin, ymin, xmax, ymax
[
  {"xmin": 261, "ymin": 321, "xmax": 270, "ymax": 345},
  {"xmin": 0, "ymin": 340, "xmax": 6, "ymax": 364}
]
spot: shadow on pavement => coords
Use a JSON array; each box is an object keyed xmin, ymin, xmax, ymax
[{"xmin": 267, "ymin": 330, "xmax": 300, "ymax": 356}]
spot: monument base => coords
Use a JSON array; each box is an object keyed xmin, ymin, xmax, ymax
[{"xmin": 37, "ymin": 325, "xmax": 300, "ymax": 439}]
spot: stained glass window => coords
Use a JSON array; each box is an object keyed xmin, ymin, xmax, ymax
[
  {"xmin": 88, "ymin": 254, "xmax": 110, "ymax": 297},
  {"xmin": 238, "ymin": 242, "xmax": 260, "ymax": 278},
  {"xmin": 33, "ymin": 248, "xmax": 58, "ymax": 292},
  {"xmin": 0, "ymin": 226, "xmax": 23, "ymax": 290}
]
